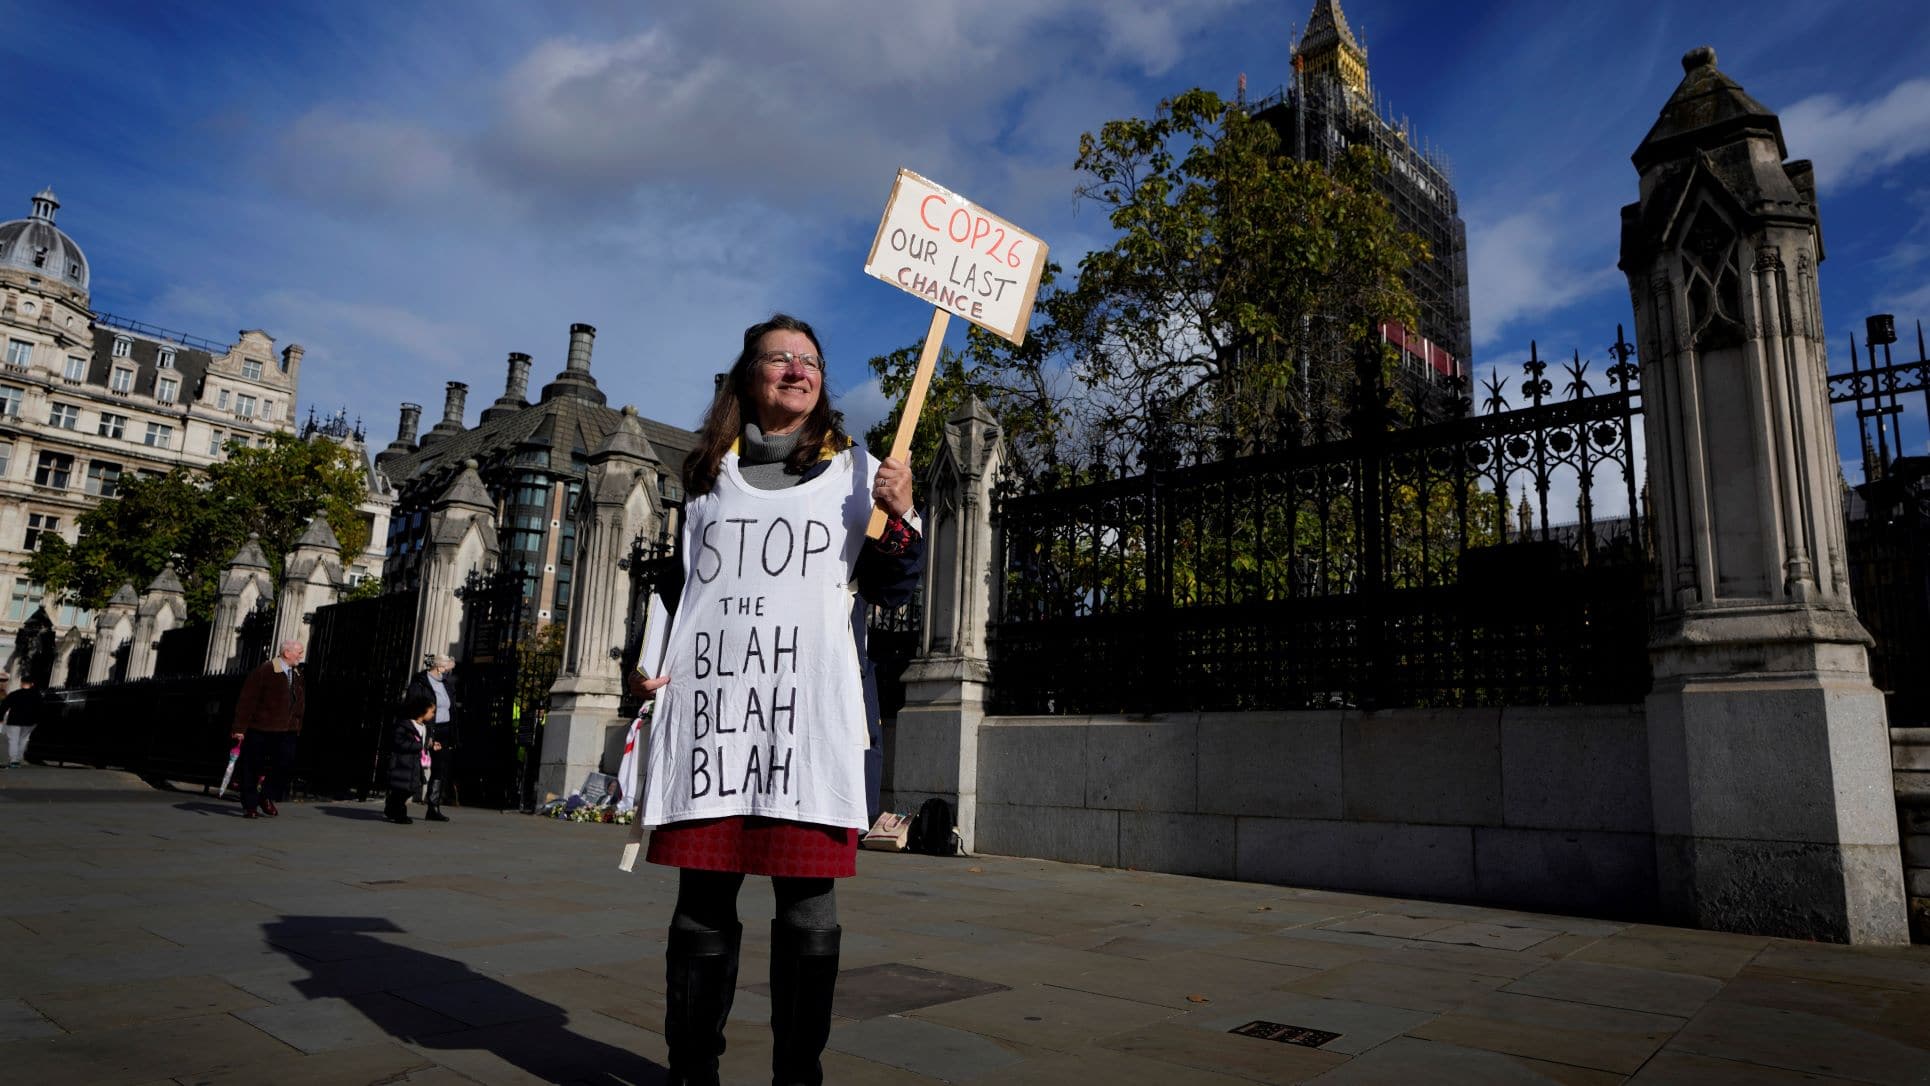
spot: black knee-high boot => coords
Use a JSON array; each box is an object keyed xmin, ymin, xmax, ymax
[
  {"xmin": 664, "ymin": 923, "xmax": 741, "ymax": 1086},
  {"xmin": 769, "ymin": 921, "xmax": 840, "ymax": 1086}
]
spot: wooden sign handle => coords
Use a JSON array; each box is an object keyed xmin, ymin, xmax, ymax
[{"xmin": 867, "ymin": 306, "xmax": 951, "ymax": 539}]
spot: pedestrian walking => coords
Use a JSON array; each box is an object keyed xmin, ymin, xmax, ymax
[
  {"xmin": 231, "ymin": 639, "xmax": 305, "ymax": 819},
  {"xmin": 405, "ymin": 655, "xmax": 459, "ymax": 821},
  {"xmin": 385, "ymin": 690, "xmax": 439, "ymax": 824},
  {"xmin": 0, "ymin": 674, "xmax": 44, "ymax": 768},
  {"xmin": 635, "ymin": 314, "xmax": 924, "ymax": 1086}
]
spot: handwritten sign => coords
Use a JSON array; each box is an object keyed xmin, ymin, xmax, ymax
[{"xmin": 862, "ymin": 169, "xmax": 1049, "ymax": 346}]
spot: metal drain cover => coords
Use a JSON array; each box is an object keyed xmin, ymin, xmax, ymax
[{"xmin": 1229, "ymin": 1021, "xmax": 1342, "ymax": 1047}]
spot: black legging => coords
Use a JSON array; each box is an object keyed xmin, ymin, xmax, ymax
[{"xmin": 672, "ymin": 869, "xmax": 837, "ymax": 933}]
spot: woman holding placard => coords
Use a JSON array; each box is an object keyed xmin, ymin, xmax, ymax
[{"xmin": 635, "ymin": 313, "xmax": 922, "ymax": 1086}]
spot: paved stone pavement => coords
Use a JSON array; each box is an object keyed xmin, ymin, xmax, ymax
[{"xmin": 2, "ymin": 764, "xmax": 1927, "ymax": 1085}]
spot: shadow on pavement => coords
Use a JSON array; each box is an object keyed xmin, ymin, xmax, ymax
[
  {"xmin": 263, "ymin": 916, "xmax": 666, "ymax": 1085},
  {"xmin": 172, "ymin": 801, "xmax": 245, "ymax": 817},
  {"xmin": 312, "ymin": 805, "xmax": 391, "ymax": 821}
]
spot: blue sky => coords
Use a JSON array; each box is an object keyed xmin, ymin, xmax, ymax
[{"xmin": 7, "ymin": 1, "xmax": 1929, "ymax": 495}]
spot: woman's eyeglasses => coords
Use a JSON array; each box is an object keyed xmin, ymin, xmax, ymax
[{"xmin": 755, "ymin": 351, "xmax": 824, "ymax": 374}]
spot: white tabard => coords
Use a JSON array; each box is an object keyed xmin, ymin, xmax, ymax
[{"xmin": 641, "ymin": 447, "xmax": 877, "ymax": 830}]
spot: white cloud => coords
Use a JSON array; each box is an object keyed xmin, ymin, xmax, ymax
[
  {"xmin": 1877, "ymin": 279, "xmax": 1930, "ymax": 321},
  {"xmin": 1781, "ymin": 79, "xmax": 1930, "ymax": 191},
  {"xmin": 1465, "ymin": 199, "xmax": 1621, "ymax": 354},
  {"xmin": 834, "ymin": 375, "xmax": 893, "ymax": 442},
  {"xmin": 270, "ymin": 110, "xmax": 477, "ymax": 214}
]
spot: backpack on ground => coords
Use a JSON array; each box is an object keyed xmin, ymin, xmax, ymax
[{"xmin": 908, "ymin": 797, "xmax": 959, "ymax": 856}]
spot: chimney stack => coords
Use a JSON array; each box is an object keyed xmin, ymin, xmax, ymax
[
  {"xmin": 539, "ymin": 321, "xmax": 607, "ymax": 405},
  {"xmin": 505, "ymin": 352, "xmax": 533, "ymax": 399},
  {"xmin": 397, "ymin": 402, "xmax": 422, "ymax": 445},
  {"xmin": 418, "ymin": 382, "xmax": 469, "ymax": 449},
  {"xmin": 441, "ymin": 381, "xmax": 468, "ymax": 425},
  {"xmin": 480, "ymin": 352, "xmax": 535, "ymax": 424},
  {"xmin": 375, "ymin": 401, "xmax": 422, "ymax": 468},
  {"xmin": 566, "ymin": 323, "xmax": 595, "ymax": 374}
]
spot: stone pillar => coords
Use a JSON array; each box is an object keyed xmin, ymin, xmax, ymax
[
  {"xmin": 411, "ymin": 459, "xmax": 500, "ymax": 667},
  {"xmin": 127, "ymin": 567, "xmax": 188, "ymax": 681},
  {"xmin": 207, "ymin": 535, "xmax": 275, "ymax": 673},
  {"xmin": 1622, "ymin": 47, "xmax": 1907, "ymax": 943},
  {"xmin": 540, "ymin": 406, "xmax": 661, "ymax": 797},
  {"xmin": 274, "ymin": 516, "xmax": 345, "ymax": 649},
  {"xmin": 88, "ymin": 584, "xmax": 139, "ymax": 684},
  {"xmin": 892, "ymin": 399, "xmax": 1002, "ymax": 852}
]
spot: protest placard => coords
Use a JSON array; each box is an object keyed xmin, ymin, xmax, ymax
[{"xmin": 860, "ymin": 170, "xmax": 1048, "ymax": 537}]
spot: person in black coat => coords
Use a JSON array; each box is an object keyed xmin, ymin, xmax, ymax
[
  {"xmin": 403, "ymin": 655, "xmax": 460, "ymax": 821},
  {"xmin": 385, "ymin": 690, "xmax": 439, "ymax": 825}
]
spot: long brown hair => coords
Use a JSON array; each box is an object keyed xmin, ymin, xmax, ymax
[{"xmin": 682, "ymin": 313, "xmax": 846, "ymax": 496}]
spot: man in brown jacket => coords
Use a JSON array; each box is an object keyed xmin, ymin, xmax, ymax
[{"xmin": 231, "ymin": 639, "xmax": 306, "ymax": 819}]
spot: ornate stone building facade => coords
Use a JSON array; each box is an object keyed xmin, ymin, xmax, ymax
[{"xmin": 0, "ymin": 188, "xmax": 306, "ymax": 656}]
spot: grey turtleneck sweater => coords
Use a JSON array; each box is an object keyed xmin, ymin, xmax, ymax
[{"xmin": 737, "ymin": 423, "xmax": 806, "ymax": 491}]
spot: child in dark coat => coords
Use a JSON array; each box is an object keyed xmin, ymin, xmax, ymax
[{"xmin": 386, "ymin": 690, "xmax": 439, "ymax": 824}]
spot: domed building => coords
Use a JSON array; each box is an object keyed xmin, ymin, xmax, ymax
[
  {"xmin": 0, "ymin": 188, "xmax": 314, "ymax": 676},
  {"xmin": 0, "ymin": 189, "xmax": 90, "ymax": 304}
]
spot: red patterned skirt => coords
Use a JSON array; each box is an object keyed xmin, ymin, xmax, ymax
[{"xmin": 646, "ymin": 816, "xmax": 858, "ymax": 878}]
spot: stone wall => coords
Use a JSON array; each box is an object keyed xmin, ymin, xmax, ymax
[{"xmin": 964, "ymin": 705, "xmax": 1658, "ymax": 918}]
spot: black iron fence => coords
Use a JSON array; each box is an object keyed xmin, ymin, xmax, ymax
[
  {"xmin": 154, "ymin": 622, "xmax": 212, "ymax": 679},
  {"xmin": 991, "ymin": 333, "xmax": 1651, "ymax": 714},
  {"xmin": 1836, "ymin": 315, "xmax": 1930, "ymax": 727},
  {"xmin": 35, "ymin": 675, "xmax": 245, "ymax": 786},
  {"xmin": 302, "ymin": 586, "xmax": 422, "ymax": 798}
]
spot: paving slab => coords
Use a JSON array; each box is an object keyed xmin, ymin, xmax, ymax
[
  {"xmin": 909, "ymin": 983, "xmax": 1187, "ymax": 1050},
  {"xmin": 1197, "ymin": 993, "xmax": 1438, "ymax": 1056},
  {"xmin": 2, "ymin": 763, "xmax": 1928, "ymax": 1085},
  {"xmin": 0, "ymin": 1011, "xmax": 297, "ymax": 1086},
  {"xmin": 1408, "ymin": 990, "xmax": 1685, "ymax": 1074},
  {"xmin": 1664, "ymin": 996, "xmax": 1930, "ymax": 1084},
  {"xmin": 26, "ymin": 974, "xmax": 266, "ymax": 1032},
  {"xmin": 0, "ymin": 996, "xmax": 61, "ymax": 1042},
  {"xmin": 1282, "ymin": 957, "xmax": 1511, "ymax": 1012},
  {"xmin": 829, "ymin": 1013, "xmax": 1028, "ymax": 1081},
  {"xmin": 1096, "ymin": 1019, "xmax": 1352, "ymax": 1083},
  {"xmin": 1302, "ymin": 1035, "xmax": 1621, "ymax": 1084},
  {"xmin": 1501, "ymin": 959, "xmax": 1724, "ymax": 1019},
  {"xmin": 1566, "ymin": 931, "xmax": 1764, "ymax": 978},
  {"xmin": 1628, "ymin": 1049, "xmax": 1869, "ymax": 1084}
]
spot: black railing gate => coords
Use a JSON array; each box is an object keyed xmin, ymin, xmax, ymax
[
  {"xmin": 302, "ymin": 587, "xmax": 422, "ymax": 798},
  {"xmin": 452, "ymin": 565, "xmax": 530, "ymax": 809}
]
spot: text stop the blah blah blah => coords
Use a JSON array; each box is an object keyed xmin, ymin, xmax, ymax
[{"xmin": 683, "ymin": 513, "xmax": 831, "ymax": 803}]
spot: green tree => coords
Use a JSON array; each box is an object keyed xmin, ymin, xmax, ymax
[
  {"xmin": 862, "ymin": 304, "xmax": 1067, "ymax": 501},
  {"xmin": 1061, "ymin": 87, "xmax": 1425, "ymax": 455},
  {"xmin": 865, "ymin": 88, "xmax": 1429, "ymax": 472},
  {"xmin": 29, "ymin": 433, "xmax": 374, "ymax": 620}
]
